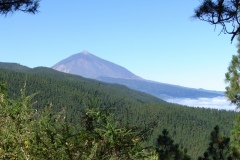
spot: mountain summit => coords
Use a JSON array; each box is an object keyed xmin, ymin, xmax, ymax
[
  {"xmin": 52, "ymin": 51, "xmax": 223, "ymax": 100},
  {"xmin": 52, "ymin": 51, "xmax": 142, "ymax": 80},
  {"xmin": 81, "ymin": 50, "xmax": 91, "ymax": 55}
]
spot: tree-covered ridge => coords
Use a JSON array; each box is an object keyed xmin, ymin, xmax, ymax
[
  {"xmin": 1, "ymin": 62, "xmax": 224, "ymax": 100},
  {"xmin": 0, "ymin": 65, "xmax": 237, "ymax": 159},
  {"xmin": 140, "ymin": 104, "xmax": 235, "ymax": 158},
  {"xmin": 0, "ymin": 66, "xmax": 164, "ymax": 108},
  {"xmin": 0, "ymin": 62, "xmax": 31, "ymax": 72},
  {"xmin": 97, "ymin": 77, "xmax": 223, "ymax": 99}
]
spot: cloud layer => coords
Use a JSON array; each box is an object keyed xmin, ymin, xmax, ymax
[{"xmin": 166, "ymin": 96, "xmax": 237, "ymax": 111}]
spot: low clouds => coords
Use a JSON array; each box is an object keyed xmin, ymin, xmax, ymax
[{"xmin": 166, "ymin": 96, "xmax": 237, "ymax": 111}]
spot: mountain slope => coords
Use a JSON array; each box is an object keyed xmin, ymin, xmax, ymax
[
  {"xmin": 97, "ymin": 77, "xmax": 223, "ymax": 99},
  {"xmin": 0, "ymin": 63, "xmax": 164, "ymax": 105},
  {"xmin": 52, "ymin": 51, "xmax": 223, "ymax": 99},
  {"xmin": 52, "ymin": 50, "xmax": 142, "ymax": 80}
]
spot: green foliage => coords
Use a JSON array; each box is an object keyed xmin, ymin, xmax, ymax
[
  {"xmin": 194, "ymin": 0, "xmax": 240, "ymax": 42},
  {"xmin": 0, "ymin": 65, "xmax": 237, "ymax": 159},
  {"xmin": 81, "ymin": 101, "xmax": 148, "ymax": 159},
  {"xmin": 156, "ymin": 129, "xmax": 191, "ymax": 160},
  {"xmin": 141, "ymin": 103, "xmax": 235, "ymax": 159},
  {"xmin": 225, "ymin": 36, "xmax": 240, "ymax": 108},
  {"xmin": 225, "ymin": 35, "xmax": 240, "ymax": 159},
  {"xmin": 0, "ymin": 66, "xmax": 163, "ymax": 110},
  {"xmin": 0, "ymin": 62, "xmax": 31, "ymax": 72},
  {"xmin": 0, "ymin": 81, "xmax": 7, "ymax": 102},
  {"xmin": 0, "ymin": 82, "xmax": 36, "ymax": 159},
  {"xmin": 198, "ymin": 126, "xmax": 232, "ymax": 160},
  {"xmin": 0, "ymin": 83, "xmax": 153, "ymax": 159},
  {"xmin": 230, "ymin": 114, "xmax": 240, "ymax": 159}
]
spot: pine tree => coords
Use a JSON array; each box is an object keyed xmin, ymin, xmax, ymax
[
  {"xmin": 0, "ymin": 0, "xmax": 39, "ymax": 15},
  {"xmin": 225, "ymin": 35, "xmax": 240, "ymax": 159},
  {"xmin": 194, "ymin": 0, "xmax": 240, "ymax": 42},
  {"xmin": 198, "ymin": 126, "xmax": 232, "ymax": 160},
  {"xmin": 156, "ymin": 129, "xmax": 191, "ymax": 160},
  {"xmin": 230, "ymin": 114, "xmax": 240, "ymax": 159},
  {"xmin": 225, "ymin": 35, "xmax": 240, "ymax": 108}
]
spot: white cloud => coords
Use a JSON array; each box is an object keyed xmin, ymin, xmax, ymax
[{"xmin": 166, "ymin": 96, "xmax": 238, "ymax": 111}]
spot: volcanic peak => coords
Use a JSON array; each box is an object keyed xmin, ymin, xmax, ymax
[{"xmin": 81, "ymin": 50, "xmax": 91, "ymax": 55}]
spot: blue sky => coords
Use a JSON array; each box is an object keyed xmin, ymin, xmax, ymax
[{"xmin": 0, "ymin": 0, "xmax": 237, "ymax": 91}]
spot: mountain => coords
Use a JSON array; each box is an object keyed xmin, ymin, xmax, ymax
[
  {"xmin": 97, "ymin": 77, "xmax": 223, "ymax": 99},
  {"xmin": 52, "ymin": 50, "xmax": 142, "ymax": 80},
  {"xmin": 52, "ymin": 51, "xmax": 223, "ymax": 99}
]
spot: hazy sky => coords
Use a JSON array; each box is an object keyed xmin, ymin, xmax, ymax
[{"xmin": 0, "ymin": 0, "xmax": 237, "ymax": 91}]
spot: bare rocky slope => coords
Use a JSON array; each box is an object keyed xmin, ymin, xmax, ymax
[{"xmin": 52, "ymin": 50, "xmax": 142, "ymax": 80}]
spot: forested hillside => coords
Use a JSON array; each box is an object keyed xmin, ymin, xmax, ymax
[
  {"xmin": 97, "ymin": 77, "xmax": 223, "ymax": 99},
  {"xmin": 0, "ymin": 62, "xmax": 31, "ymax": 72},
  {"xmin": 49, "ymin": 50, "xmax": 224, "ymax": 99},
  {"xmin": 0, "ymin": 64, "xmax": 237, "ymax": 159}
]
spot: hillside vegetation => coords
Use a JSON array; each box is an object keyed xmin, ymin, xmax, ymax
[
  {"xmin": 97, "ymin": 77, "xmax": 223, "ymax": 99},
  {"xmin": 50, "ymin": 51, "xmax": 224, "ymax": 99},
  {"xmin": 0, "ymin": 63, "xmax": 237, "ymax": 159}
]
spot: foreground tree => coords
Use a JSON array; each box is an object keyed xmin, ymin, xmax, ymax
[
  {"xmin": 194, "ymin": 0, "xmax": 240, "ymax": 42},
  {"xmin": 198, "ymin": 126, "xmax": 232, "ymax": 160},
  {"xmin": 230, "ymin": 114, "xmax": 240, "ymax": 159},
  {"xmin": 225, "ymin": 35, "xmax": 240, "ymax": 159},
  {"xmin": 0, "ymin": 81, "xmax": 155, "ymax": 159},
  {"xmin": 0, "ymin": 82, "xmax": 37, "ymax": 159},
  {"xmin": 225, "ymin": 35, "xmax": 240, "ymax": 107},
  {"xmin": 156, "ymin": 129, "xmax": 191, "ymax": 160},
  {"xmin": 0, "ymin": 0, "xmax": 40, "ymax": 15}
]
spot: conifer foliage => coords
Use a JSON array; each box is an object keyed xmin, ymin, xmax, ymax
[
  {"xmin": 198, "ymin": 126, "xmax": 232, "ymax": 160},
  {"xmin": 230, "ymin": 114, "xmax": 240, "ymax": 159},
  {"xmin": 225, "ymin": 35, "xmax": 240, "ymax": 158},
  {"xmin": 0, "ymin": 81, "xmax": 154, "ymax": 159},
  {"xmin": 194, "ymin": 0, "xmax": 240, "ymax": 42},
  {"xmin": 156, "ymin": 129, "xmax": 191, "ymax": 160},
  {"xmin": 225, "ymin": 36, "xmax": 240, "ymax": 108},
  {"xmin": 0, "ymin": 0, "xmax": 39, "ymax": 15},
  {"xmin": 0, "ymin": 66, "xmax": 236, "ymax": 159}
]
